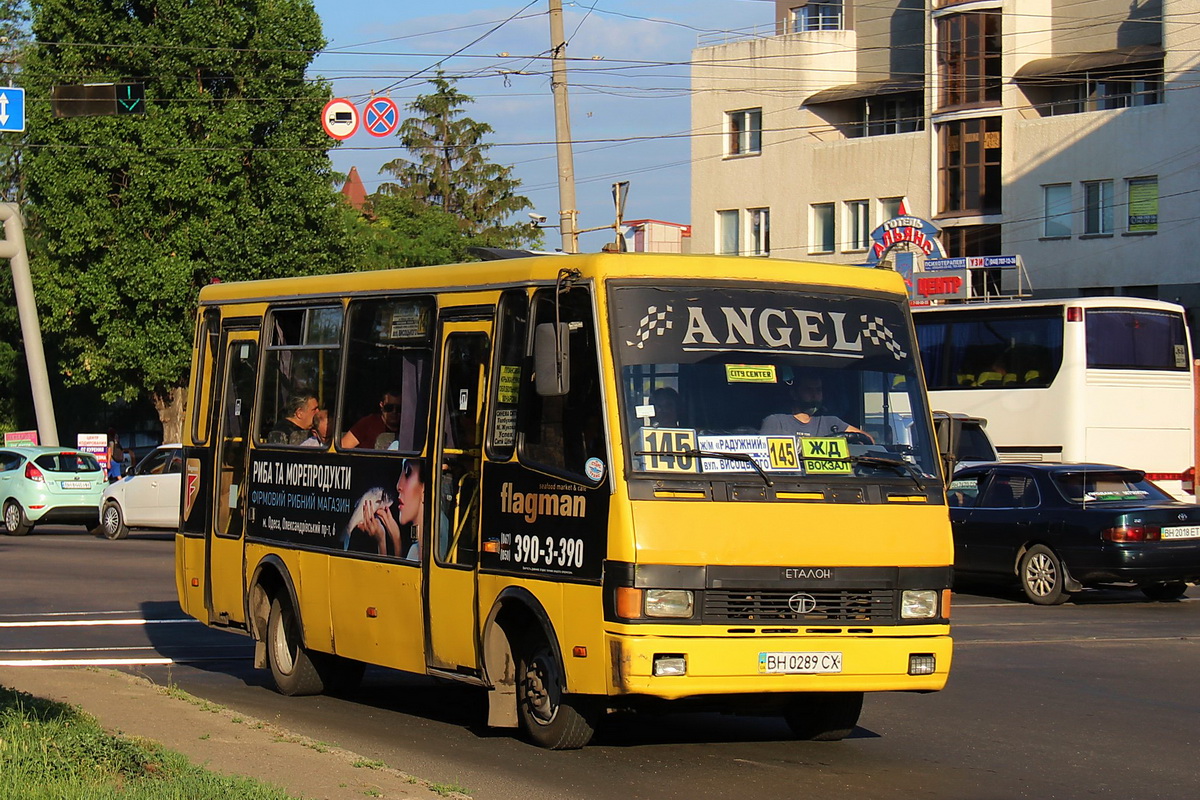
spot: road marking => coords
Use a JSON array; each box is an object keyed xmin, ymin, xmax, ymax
[
  {"xmin": 956, "ymin": 635, "xmax": 1193, "ymax": 645},
  {"xmin": 0, "ymin": 609, "xmax": 148, "ymax": 618},
  {"xmin": 0, "ymin": 657, "xmax": 237, "ymax": 667},
  {"xmin": 0, "ymin": 618, "xmax": 196, "ymax": 628}
]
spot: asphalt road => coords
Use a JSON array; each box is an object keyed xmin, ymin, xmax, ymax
[{"xmin": 3, "ymin": 526, "xmax": 1198, "ymax": 799}]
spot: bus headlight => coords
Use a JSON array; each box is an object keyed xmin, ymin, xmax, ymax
[
  {"xmin": 900, "ymin": 590, "xmax": 939, "ymax": 619},
  {"xmin": 644, "ymin": 589, "xmax": 694, "ymax": 618}
]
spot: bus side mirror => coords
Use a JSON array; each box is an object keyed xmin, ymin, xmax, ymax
[
  {"xmin": 534, "ymin": 322, "xmax": 570, "ymax": 397},
  {"xmin": 934, "ymin": 413, "xmax": 962, "ymax": 478}
]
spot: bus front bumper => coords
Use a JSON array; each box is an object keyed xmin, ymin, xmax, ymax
[{"xmin": 605, "ymin": 630, "xmax": 952, "ymax": 698}]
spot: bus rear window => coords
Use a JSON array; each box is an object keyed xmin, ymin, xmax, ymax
[{"xmin": 1085, "ymin": 309, "xmax": 1189, "ymax": 371}]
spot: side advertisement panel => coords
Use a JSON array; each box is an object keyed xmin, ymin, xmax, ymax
[
  {"xmin": 247, "ymin": 450, "xmax": 426, "ymax": 561},
  {"xmin": 479, "ymin": 461, "xmax": 609, "ymax": 583}
]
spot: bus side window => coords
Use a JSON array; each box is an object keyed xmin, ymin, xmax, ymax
[
  {"xmin": 487, "ymin": 289, "xmax": 528, "ymax": 461},
  {"xmin": 257, "ymin": 306, "xmax": 343, "ymax": 447},
  {"xmin": 518, "ymin": 286, "xmax": 606, "ymax": 484},
  {"xmin": 340, "ymin": 297, "xmax": 434, "ymax": 453}
]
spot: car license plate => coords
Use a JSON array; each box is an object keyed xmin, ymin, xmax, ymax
[
  {"xmin": 758, "ymin": 652, "xmax": 842, "ymax": 674},
  {"xmin": 61, "ymin": 480, "xmax": 92, "ymax": 490},
  {"xmin": 1161, "ymin": 525, "xmax": 1200, "ymax": 540}
]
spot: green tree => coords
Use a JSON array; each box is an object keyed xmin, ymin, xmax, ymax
[
  {"xmin": 379, "ymin": 74, "xmax": 540, "ymax": 249},
  {"xmin": 20, "ymin": 0, "xmax": 351, "ymax": 441},
  {"xmin": 346, "ymin": 192, "xmax": 491, "ymax": 271}
]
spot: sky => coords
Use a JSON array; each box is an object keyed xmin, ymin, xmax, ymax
[{"xmin": 308, "ymin": 0, "xmax": 774, "ymax": 250}]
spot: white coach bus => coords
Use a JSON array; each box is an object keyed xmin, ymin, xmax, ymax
[{"xmin": 912, "ymin": 297, "xmax": 1195, "ymax": 499}]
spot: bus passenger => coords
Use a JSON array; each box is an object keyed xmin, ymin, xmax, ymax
[
  {"xmin": 759, "ymin": 376, "xmax": 872, "ymax": 440},
  {"xmin": 270, "ymin": 393, "xmax": 318, "ymax": 445},
  {"xmin": 300, "ymin": 407, "xmax": 329, "ymax": 447},
  {"xmin": 341, "ymin": 389, "xmax": 402, "ymax": 449}
]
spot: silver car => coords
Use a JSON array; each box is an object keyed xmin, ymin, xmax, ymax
[{"xmin": 99, "ymin": 444, "xmax": 183, "ymax": 539}]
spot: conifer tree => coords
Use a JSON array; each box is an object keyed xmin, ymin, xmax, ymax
[{"xmin": 379, "ymin": 74, "xmax": 539, "ymax": 249}]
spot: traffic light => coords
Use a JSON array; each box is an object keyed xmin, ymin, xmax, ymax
[{"xmin": 51, "ymin": 82, "xmax": 145, "ymax": 117}]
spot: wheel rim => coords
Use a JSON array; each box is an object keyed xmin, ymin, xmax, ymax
[
  {"xmin": 4, "ymin": 503, "xmax": 17, "ymax": 531},
  {"xmin": 103, "ymin": 506, "xmax": 119, "ymax": 535},
  {"xmin": 522, "ymin": 652, "xmax": 559, "ymax": 726},
  {"xmin": 1025, "ymin": 553, "xmax": 1058, "ymax": 597},
  {"xmin": 272, "ymin": 607, "xmax": 297, "ymax": 676}
]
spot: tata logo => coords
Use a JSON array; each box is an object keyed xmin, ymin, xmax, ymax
[{"xmin": 788, "ymin": 593, "xmax": 818, "ymax": 614}]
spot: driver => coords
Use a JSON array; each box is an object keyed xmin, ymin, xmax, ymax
[{"xmin": 759, "ymin": 375, "xmax": 873, "ymax": 440}]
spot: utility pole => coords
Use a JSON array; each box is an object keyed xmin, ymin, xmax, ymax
[
  {"xmin": 548, "ymin": 0, "xmax": 579, "ymax": 254},
  {"xmin": 0, "ymin": 203, "xmax": 59, "ymax": 445}
]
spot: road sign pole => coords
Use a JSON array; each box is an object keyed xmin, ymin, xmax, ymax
[{"xmin": 0, "ymin": 204, "xmax": 59, "ymax": 446}]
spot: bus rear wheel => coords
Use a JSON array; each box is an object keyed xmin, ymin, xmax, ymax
[
  {"xmin": 267, "ymin": 595, "xmax": 325, "ymax": 696},
  {"xmin": 783, "ymin": 692, "xmax": 863, "ymax": 741},
  {"xmin": 516, "ymin": 637, "xmax": 597, "ymax": 749}
]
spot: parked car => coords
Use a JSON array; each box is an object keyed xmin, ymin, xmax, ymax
[
  {"xmin": 948, "ymin": 463, "xmax": 1200, "ymax": 604},
  {"xmin": 99, "ymin": 444, "xmax": 184, "ymax": 540},
  {"xmin": 0, "ymin": 446, "xmax": 106, "ymax": 535}
]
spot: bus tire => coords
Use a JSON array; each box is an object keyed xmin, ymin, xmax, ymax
[
  {"xmin": 3, "ymin": 500, "xmax": 31, "ymax": 536},
  {"xmin": 783, "ymin": 691, "xmax": 863, "ymax": 741},
  {"xmin": 1019, "ymin": 545, "xmax": 1070, "ymax": 605},
  {"xmin": 267, "ymin": 595, "xmax": 325, "ymax": 696},
  {"xmin": 516, "ymin": 636, "xmax": 597, "ymax": 749},
  {"xmin": 1141, "ymin": 581, "xmax": 1188, "ymax": 602},
  {"xmin": 100, "ymin": 502, "xmax": 129, "ymax": 539}
]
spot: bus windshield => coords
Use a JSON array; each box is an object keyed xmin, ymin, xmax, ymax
[{"xmin": 611, "ymin": 283, "xmax": 939, "ymax": 483}]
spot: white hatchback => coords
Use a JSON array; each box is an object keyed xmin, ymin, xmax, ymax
[{"xmin": 99, "ymin": 444, "xmax": 183, "ymax": 539}]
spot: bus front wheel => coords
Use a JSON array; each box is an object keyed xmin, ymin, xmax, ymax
[
  {"xmin": 267, "ymin": 595, "xmax": 325, "ymax": 696},
  {"xmin": 516, "ymin": 637, "xmax": 597, "ymax": 749},
  {"xmin": 783, "ymin": 691, "xmax": 863, "ymax": 741}
]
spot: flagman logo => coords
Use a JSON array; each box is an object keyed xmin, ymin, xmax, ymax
[{"xmin": 625, "ymin": 304, "xmax": 674, "ymax": 349}]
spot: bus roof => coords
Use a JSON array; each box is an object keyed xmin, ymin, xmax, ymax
[
  {"xmin": 197, "ymin": 253, "xmax": 909, "ymax": 305},
  {"xmin": 912, "ymin": 296, "xmax": 1187, "ymax": 315}
]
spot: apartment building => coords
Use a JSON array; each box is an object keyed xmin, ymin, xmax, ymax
[{"xmin": 691, "ymin": 0, "xmax": 1200, "ymax": 319}]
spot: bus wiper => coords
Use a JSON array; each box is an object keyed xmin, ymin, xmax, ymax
[
  {"xmin": 635, "ymin": 449, "xmax": 773, "ymax": 487},
  {"xmin": 848, "ymin": 454, "xmax": 925, "ymax": 490}
]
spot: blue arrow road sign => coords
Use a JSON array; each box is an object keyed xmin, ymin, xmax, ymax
[{"xmin": 0, "ymin": 87, "xmax": 25, "ymax": 132}]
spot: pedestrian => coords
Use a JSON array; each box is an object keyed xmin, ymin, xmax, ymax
[{"xmin": 106, "ymin": 428, "xmax": 124, "ymax": 484}]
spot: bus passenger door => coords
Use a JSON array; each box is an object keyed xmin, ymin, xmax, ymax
[
  {"xmin": 426, "ymin": 322, "xmax": 490, "ymax": 674},
  {"xmin": 206, "ymin": 329, "xmax": 259, "ymax": 627}
]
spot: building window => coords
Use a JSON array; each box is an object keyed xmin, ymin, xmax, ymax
[
  {"xmin": 1024, "ymin": 61, "xmax": 1163, "ymax": 117},
  {"xmin": 846, "ymin": 200, "xmax": 870, "ymax": 250},
  {"xmin": 880, "ymin": 197, "xmax": 904, "ymax": 220},
  {"xmin": 861, "ymin": 93, "xmax": 924, "ymax": 137},
  {"xmin": 717, "ymin": 209, "xmax": 740, "ymax": 254},
  {"xmin": 727, "ymin": 108, "xmax": 762, "ymax": 156},
  {"xmin": 1043, "ymin": 184, "xmax": 1072, "ymax": 238},
  {"xmin": 811, "ymin": 203, "xmax": 835, "ymax": 253},
  {"xmin": 942, "ymin": 224, "xmax": 1002, "ymax": 296},
  {"xmin": 749, "ymin": 208, "xmax": 770, "ymax": 256},
  {"xmin": 1083, "ymin": 180, "xmax": 1113, "ymax": 235},
  {"xmin": 1127, "ymin": 177, "xmax": 1158, "ymax": 233},
  {"xmin": 939, "ymin": 116, "xmax": 1002, "ymax": 216},
  {"xmin": 937, "ymin": 11, "xmax": 1002, "ymax": 109},
  {"xmin": 792, "ymin": 1, "xmax": 843, "ymax": 32}
]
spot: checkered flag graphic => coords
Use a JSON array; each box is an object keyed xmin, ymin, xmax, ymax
[
  {"xmin": 860, "ymin": 315, "xmax": 907, "ymax": 360},
  {"xmin": 626, "ymin": 305, "xmax": 673, "ymax": 349}
]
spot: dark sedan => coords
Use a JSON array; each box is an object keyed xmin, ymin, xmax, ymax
[{"xmin": 948, "ymin": 463, "xmax": 1200, "ymax": 604}]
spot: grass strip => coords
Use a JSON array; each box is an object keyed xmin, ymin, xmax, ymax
[{"xmin": 0, "ymin": 685, "xmax": 302, "ymax": 800}]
